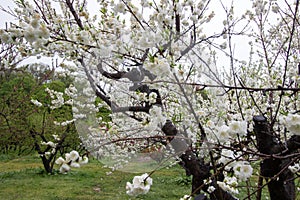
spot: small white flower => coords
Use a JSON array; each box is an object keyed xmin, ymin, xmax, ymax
[
  {"xmin": 288, "ymin": 163, "xmax": 300, "ymax": 173},
  {"xmin": 106, "ymin": 171, "xmax": 112, "ymax": 176},
  {"xmin": 217, "ymin": 125, "xmax": 231, "ymax": 143},
  {"xmin": 41, "ymin": 141, "xmax": 56, "ymax": 148},
  {"xmin": 55, "ymin": 157, "xmax": 65, "ymax": 165},
  {"xmin": 79, "ymin": 156, "xmax": 89, "ymax": 165},
  {"xmin": 138, "ymin": 92, "xmax": 148, "ymax": 102},
  {"xmin": 217, "ymin": 176, "xmax": 239, "ymax": 194},
  {"xmin": 31, "ymin": 99, "xmax": 43, "ymax": 107},
  {"xmin": 24, "ymin": 27, "xmax": 37, "ymax": 43},
  {"xmin": 39, "ymin": 24, "xmax": 50, "ymax": 39},
  {"xmin": 218, "ymin": 149, "xmax": 235, "ymax": 165},
  {"xmin": 114, "ymin": 2, "xmax": 126, "ymax": 14},
  {"xmin": 228, "ymin": 120, "xmax": 247, "ymax": 137},
  {"xmin": 233, "ymin": 162, "xmax": 253, "ymax": 181},
  {"xmin": 65, "ymin": 152, "xmax": 71, "ymax": 162},
  {"xmin": 70, "ymin": 162, "xmax": 80, "ymax": 168},
  {"xmin": 144, "ymin": 57, "xmax": 170, "ymax": 78},
  {"xmin": 207, "ymin": 186, "xmax": 216, "ymax": 193},
  {"xmin": 149, "ymin": 106, "xmax": 162, "ymax": 117},
  {"xmin": 51, "ymin": 148, "xmax": 56, "ymax": 154},
  {"xmin": 148, "ymin": 92, "xmax": 158, "ymax": 104},
  {"xmin": 0, "ymin": 30, "xmax": 11, "ymax": 43},
  {"xmin": 180, "ymin": 194, "xmax": 192, "ymax": 200},
  {"xmin": 48, "ymin": 141, "xmax": 56, "ymax": 148},
  {"xmin": 52, "ymin": 134, "xmax": 60, "ymax": 141},
  {"xmin": 68, "ymin": 150, "xmax": 80, "ymax": 162},
  {"xmin": 30, "ymin": 19, "xmax": 40, "ymax": 28},
  {"xmin": 60, "ymin": 163, "xmax": 71, "ymax": 174},
  {"xmin": 285, "ymin": 114, "xmax": 300, "ymax": 135},
  {"xmin": 126, "ymin": 173, "xmax": 153, "ymax": 196}
]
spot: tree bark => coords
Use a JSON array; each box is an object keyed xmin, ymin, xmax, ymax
[
  {"xmin": 162, "ymin": 120, "xmax": 237, "ymax": 200},
  {"xmin": 253, "ymin": 115, "xmax": 296, "ymax": 200}
]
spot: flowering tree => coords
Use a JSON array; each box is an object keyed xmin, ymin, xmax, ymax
[
  {"xmin": 1, "ymin": 0, "xmax": 299, "ymax": 199},
  {"xmin": 0, "ymin": 43, "xmax": 85, "ymax": 173},
  {"xmin": 0, "ymin": 67, "xmax": 83, "ymax": 173}
]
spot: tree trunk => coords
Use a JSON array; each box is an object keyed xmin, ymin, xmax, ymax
[
  {"xmin": 40, "ymin": 155, "xmax": 52, "ymax": 174},
  {"xmin": 162, "ymin": 120, "xmax": 237, "ymax": 200},
  {"xmin": 253, "ymin": 115, "xmax": 296, "ymax": 200}
]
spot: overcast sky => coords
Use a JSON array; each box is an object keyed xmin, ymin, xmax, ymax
[
  {"xmin": 0, "ymin": 1, "xmax": 16, "ymax": 28},
  {"xmin": 0, "ymin": 0, "xmax": 255, "ymax": 69}
]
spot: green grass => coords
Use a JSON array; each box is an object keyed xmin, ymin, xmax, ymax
[
  {"xmin": 0, "ymin": 155, "xmax": 298, "ymax": 200},
  {"xmin": 0, "ymin": 155, "xmax": 190, "ymax": 200}
]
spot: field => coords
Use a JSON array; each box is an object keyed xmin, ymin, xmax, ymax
[
  {"xmin": 0, "ymin": 154, "xmax": 298, "ymax": 200},
  {"xmin": 0, "ymin": 154, "xmax": 191, "ymax": 200}
]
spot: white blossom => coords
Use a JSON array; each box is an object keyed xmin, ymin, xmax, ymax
[
  {"xmin": 55, "ymin": 151, "xmax": 88, "ymax": 174},
  {"xmin": 59, "ymin": 163, "xmax": 71, "ymax": 174},
  {"xmin": 148, "ymin": 92, "xmax": 158, "ymax": 104},
  {"xmin": 207, "ymin": 186, "xmax": 216, "ymax": 193},
  {"xmin": 126, "ymin": 173, "xmax": 153, "ymax": 196},
  {"xmin": 218, "ymin": 149, "xmax": 235, "ymax": 165},
  {"xmin": 285, "ymin": 114, "xmax": 300, "ymax": 135},
  {"xmin": 228, "ymin": 120, "xmax": 248, "ymax": 137},
  {"xmin": 180, "ymin": 195, "xmax": 192, "ymax": 200},
  {"xmin": 68, "ymin": 150, "xmax": 80, "ymax": 162},
  {"xmin": 55, "ymin": 157, "xmax": 65, "ymax": 165},
  {"xmin": 288, "ymin": 163, "xmax": 300, "ymax": 173},
  {"xmin": 41, "ymin": 141, "xmax": 56, "ymax": 148},
  {"xmin": 24, "ymin": 27, "xmax": 37, "ymax": 43},
  {"xmin": 31, "ymin": 99, "xmax": 43, "ymax": 107},
  {"xmin": 144, "ymin": 57, "xmax": 171, "ymax": 78},
  {"xmin": 217, "ymin": 125, "xmax": 231, "ymax": 143},
  {"xmin": 0, "ymin": 30, "xmax": 11, "ymax": 43},
  {"xmin": 52, "ymin": 134, "xmax": 60, "ymax": 141},
  {"xmin": 114, "ymin": 2, "xmax": 126, "ymax": 14},
  {"xmin": 217, "ymin": 176, "xmax": 239, "ymax": 194},
  {"xmin": 79, "ymin": 156, "xmax": 89, "ymax": 165},
  {"xmin": 70, "ymin": 162, "xmax": 81, "ymax": 168},
  {"xmin": 233, "ymin": 161, "xmax": 253, "ymax": 181}
]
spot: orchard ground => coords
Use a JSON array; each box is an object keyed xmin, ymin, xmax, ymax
[
  {"xmin": 0, "ymin": 154, "xmax": 191, "ymax": 200},
  {"xmin": 0, "ymin": 154, "xmax": 286, "ymax": 200}
]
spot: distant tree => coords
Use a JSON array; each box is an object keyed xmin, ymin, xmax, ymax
[
  {"xmin": 0, "ymin": 72, "xmax": 36, "ymax": 154},
  {"xmin": 0, "ymin": 69, "xmax": 83, "ymax": 173}
]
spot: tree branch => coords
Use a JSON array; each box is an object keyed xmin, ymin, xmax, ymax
[{"xmin": 66, "ymin": 0, "xmax": 84, "ymax": 30}]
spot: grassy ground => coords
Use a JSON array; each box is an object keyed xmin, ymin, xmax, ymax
[
  {"xmin": 0, "ymin": 155, "xmax": 298, "ymax": 200},
  {"xmin": 0, "ymin": 155, "xmax": 191, "ymax": 200}
]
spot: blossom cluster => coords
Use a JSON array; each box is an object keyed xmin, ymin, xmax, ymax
[
  {"xmin": 30, "ymin": 99, "xmax": 43, "ymax": 107},
  {"xmin": 126, "ymin": 173, "xmax": 153, "ymax": 196},
  {"xmin": 218, "ymin": 149, "xmax": 253, "ymax": 181},
  {"xmin": 288, "ymin": 162, "xmax": 300, "ymax": 174},
  {"xmin": 55, "ymin": 150, "xmax": 88, "ymax": 174},
  {"xmin": 0, "ymin": 10, "xmax": 50, "ymax": 53},
  {"xmin": 281, "ymin": 114, "xmax": 300, "ymax": 136},
  {"xmin": 179, "ymin": 195, "xmax": 192, "ymax": 200},
  {"xmin": 45, "ymin": 88, "xmax": 65, "ymax": 109},
  {"xmin": 40, "ymin": 134, "xmax": 60, "ymax": 156},
  {"xmin": 217, "ymin": 176, "xmax": 239, "ymax": 195},
  {"xmin": 137, "ymin": 91, "xmax": 158, "ymax": 105}
]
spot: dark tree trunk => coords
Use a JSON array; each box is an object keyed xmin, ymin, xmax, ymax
[
  {"xmin": 162, "ymin": 120, "xmax": 237, "ymax": 200},
  {"xmin": 40, "ymin": 155, "xmax": 52, "ymax": 174},
  {"xmin": 253, "ymin": 115, "xmax": 297, "ymax": 200},
  {"xmin": 30, "ymin": 127, "xmax": 69, "ymax": 174}
]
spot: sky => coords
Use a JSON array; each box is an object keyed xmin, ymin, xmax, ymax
[
  {"xmin": 0, "ymin": 1, "xmax": 16, "ymax": 28},
  {"xmin": 0, "ymin": 0, "xmax": 255, "ymax": 70}
]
